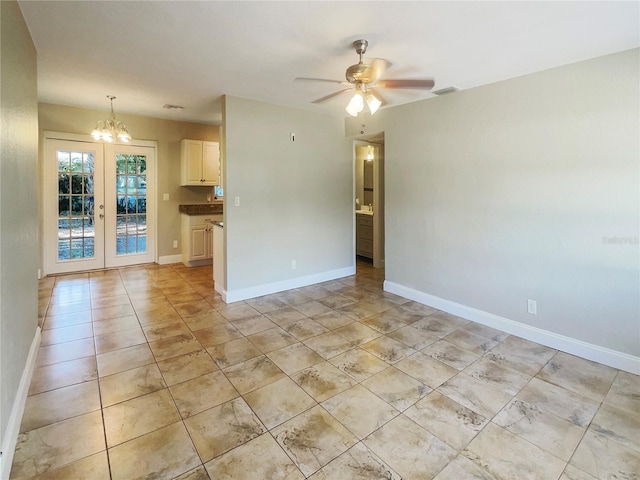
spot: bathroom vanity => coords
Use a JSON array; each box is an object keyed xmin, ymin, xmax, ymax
[{"xmin": 356, "ymin": 211, "xmax": 374, "ymax": 259}]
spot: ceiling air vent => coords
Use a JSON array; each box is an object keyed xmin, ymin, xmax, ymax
[{"xmin": 432, "ymin": 86, "xmax": 461, "ymax": 96}]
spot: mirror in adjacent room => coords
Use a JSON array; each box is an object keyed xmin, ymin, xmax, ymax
[{"xmin": 355, "ymin": 144, "xmax": 375, "ymax": 212}]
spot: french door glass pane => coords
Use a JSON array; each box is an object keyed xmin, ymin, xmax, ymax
[
  {"xmin": 57, "ymin": 150, "xmax": 95, "ymax": 260},
  {"xmin": 114, "ymin": 154, "xmax": 147, "ymax": 255}
]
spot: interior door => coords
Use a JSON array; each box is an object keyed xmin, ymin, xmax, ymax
[
  {"xmin": 44, "ymin": 139, "xmax": 105, "ymax": 274},
  {"xmin": 104, "ymin": 144, "xmax": 155, "ymax": 267}
]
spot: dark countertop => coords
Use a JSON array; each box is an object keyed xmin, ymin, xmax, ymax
[{"xmin": 179, "ymin": 203, "xmax": 223, "ymax": 215}]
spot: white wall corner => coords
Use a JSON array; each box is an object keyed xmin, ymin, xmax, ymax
[
  {"xmin": 225, "ymin": 266, "xmax": 356, "ymax": 304},
  {"xmin": 214, "ymin": 285, "xmax": 227, "ymax": 303},
  {"xmin": 1, "ymin": 327, "xmax": 41, "ymax": 480},
  {"xmin": 157, "ymin": 254, "xmax": 183, "ymax": 265},
  {"xmin": 384, "ymin": 281, "xmax": 640, "ymax": 375}
]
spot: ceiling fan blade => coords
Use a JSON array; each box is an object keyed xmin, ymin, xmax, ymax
[
  {"xmin": 295, "ymin": 77, "xmax": 349, "ymax": 85},
  {"xmin": 377, "ymin": 78, "xmax": 435, "ymax": 90},
  {"xmin": 368, "ymin": 58, "xmax": 391, "ymax": 82},
  {"xmin": 311, "ymin": 89, "xmax": 352, "ymax": 104}
]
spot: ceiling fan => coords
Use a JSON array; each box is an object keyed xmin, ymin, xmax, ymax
[{"xmin": 296, "ymin": 39, "xmax": 435, "ymax": 116}]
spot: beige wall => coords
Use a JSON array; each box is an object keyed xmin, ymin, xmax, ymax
[
  {"xmin": 223, "ymin": 96, "xmax": 353, "ymax": 297},
  {"xmin": 38, "ymin": 103, "xmax": 219, "ymax": 262},
  {"xmin": 347, "ymin": 48, "xmax": 640, "ymax": 359},
  {"xmin": 0, "ymin": 0, "xmax": 39, "ymax": 465}
]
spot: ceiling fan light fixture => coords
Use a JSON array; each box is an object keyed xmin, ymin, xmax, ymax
[
  {"xmin": 346, "ymin": 91, "xmax": 364, "ymax": 117},
  {"xmin": 366, "ymin": 92, "xmax": 382, "ymax": 115},
  {"xmin": 301, "ymin": 38, "xmax": 435, "ymax": 115}
]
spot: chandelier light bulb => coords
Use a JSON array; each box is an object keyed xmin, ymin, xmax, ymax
[{"xmin": 91, "ymin": 125, "xmax": 102, "ymax": 141}]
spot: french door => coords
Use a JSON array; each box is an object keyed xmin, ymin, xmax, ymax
[{"xmin": 44, "ymin": 135, "xmax": 156, "ymax": 274}]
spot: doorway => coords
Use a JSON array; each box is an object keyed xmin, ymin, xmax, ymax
[
  {"xmin": 44, "ymin": 135, "xmax": 156, "ymax": 274},
  {"xmin": 354, "ymin": 135, "xmax": 385, "ymax": 268}
]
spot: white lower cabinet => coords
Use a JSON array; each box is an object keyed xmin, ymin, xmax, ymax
[{"xmin": 181, "ymin": 213, "xmax": 222, "ymax": 266}]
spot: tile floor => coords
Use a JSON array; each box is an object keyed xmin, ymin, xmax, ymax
[{"xmin": 10, "ymin": 260, "xmax": 640, "ymax": 479}]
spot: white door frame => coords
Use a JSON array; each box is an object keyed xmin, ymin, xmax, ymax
[
  {"xmin": 353, "ymin": 139, "xmax": 384, "ymax": 268},
  {"xmin": 43, "ymin": 131, "xmax": 158, "ymax": 275},
  {"xmin": 43, "ymin": 137, "xmax": 105, "ymax": 274},
  {"xmin": 104, "ymin": 143, "xmax": 156, "ymax": 268}
]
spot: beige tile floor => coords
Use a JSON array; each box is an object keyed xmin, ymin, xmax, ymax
[{"xmin": 10, "ymin": 260, "xmax": 640, "ymax": 479}]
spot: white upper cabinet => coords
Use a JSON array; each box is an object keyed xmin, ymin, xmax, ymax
[{"xmin": 181, "ymin": 139, "xmax": 220, "ymax": 186}]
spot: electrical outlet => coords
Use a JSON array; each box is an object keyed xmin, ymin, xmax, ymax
[
  {"xmin": 527, "ymin": 299, "xmax": 537, "ymax": 315},
  {"xmin": 173, "ymin": 240, "xmax": 178, "ymax": 248},
  {"xmin": 234, "ymin": 196, "xmax": 240, "ymax": 207},
  {"xmin": 163, "ymin": 193, "xmax": 170, "ymax": 201},
  {"xmin": 291, "ymin": 259, "xmax": 296, "ymax": 270}
]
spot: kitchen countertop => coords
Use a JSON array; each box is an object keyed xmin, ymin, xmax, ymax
[{"xmin": 179, "ymin": 202, "xmax": 223, "ymax": 215}]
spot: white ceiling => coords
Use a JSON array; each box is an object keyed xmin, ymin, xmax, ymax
[{"xmin": 18, "ymin": 1, "xmax": 640, "ymax": 125}]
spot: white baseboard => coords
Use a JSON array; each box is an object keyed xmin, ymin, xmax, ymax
[
  {"xmin": 157, "ymin": 254, "xmax": 182, "ymax": 265},
  {"xmin": 1, "ymin": 327, "xmax": 41, "ymax": 480},
  {"xmin": 384, "ymin": 281, "xmax": 640, "ymax": 375},
  {"xmin": 184, "ymin": 259, "xmax": 213, "ymax": 268},
  {"xmin": 214, "ymin": 284, "xmax": 227, "ymax": 303},
  {"xmin": 225, "ymin": 266, "xmax": 356, "ymax": 304}
]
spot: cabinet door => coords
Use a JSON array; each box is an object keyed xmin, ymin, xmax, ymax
[
  {"xmin": 190, "ymin": 225, "xmax": 208, "ymax": 260},
  {"xmin": 202, "ymin": 142, "xmax": 220, "ymax": 186},
  {"xmin": 181, "ymin": 140, "xmax": 203, "ymax": 185}
]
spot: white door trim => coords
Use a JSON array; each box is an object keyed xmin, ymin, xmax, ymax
[
  {"xmin": 43, "ymin": 138, "xmax": 105, "ymax": 274},
  {"xmin": 43, "ymin": 132, "xmax": 158, "ymax": 274},
  {"xmin": 104, "ymin": 143, "xmax": 156, "ymax": 268}
]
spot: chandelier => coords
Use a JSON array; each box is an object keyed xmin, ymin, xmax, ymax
[{"xmin": 91, "ymin": 95, "xmax": 131, "ymax": 143}]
